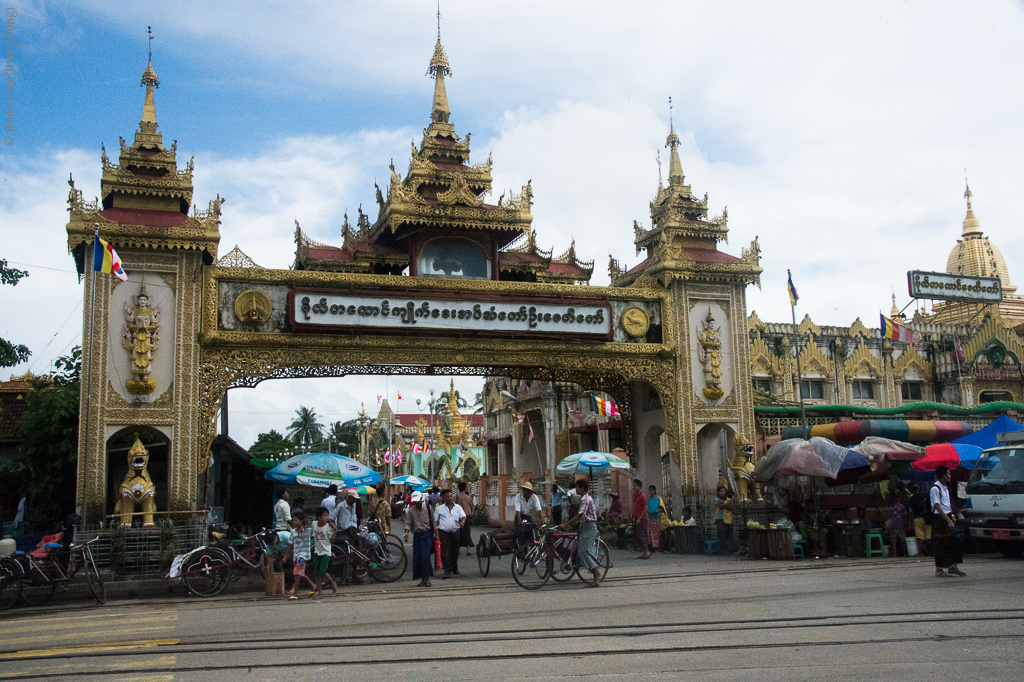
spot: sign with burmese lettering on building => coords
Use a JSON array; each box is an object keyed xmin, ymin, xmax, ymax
[
  {"xmin": 289, "ymin": 288, "xmax": 613, "ymax": 338},
  {"xmin": 907, "ymin": 270, "xmax": 1003, "ymax": 304}
]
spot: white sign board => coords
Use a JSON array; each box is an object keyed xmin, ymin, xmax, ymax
[
  {"xmin": 292, "ymin": 291, "xmax": 612, "ymax": 337},
  {"xmin": 907, "ymin": 270, "xmax": 1002, "ymax": 304}
]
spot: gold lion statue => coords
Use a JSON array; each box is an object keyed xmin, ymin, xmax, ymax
[
  {"xmin": 729, "ymin": 434, "xmax": 762, "ymax": 503},
  {"xmin": 112, "ymin": 439, "xmax": 157, "ymax": 528}
]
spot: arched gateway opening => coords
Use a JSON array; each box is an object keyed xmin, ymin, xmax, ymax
[{"xmin": 68, "ymin": 32, "xmax": 762, "ymax": 522}]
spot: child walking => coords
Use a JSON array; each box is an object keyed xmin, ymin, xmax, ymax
[
  {"xmin": 312, "ymin": 506, "xmax": 338, "ymax": 599},
  {"xmin": 283, "ymin": 510, "xmax": 315, "ymax": 600}
]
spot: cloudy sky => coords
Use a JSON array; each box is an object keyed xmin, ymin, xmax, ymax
[{"xmin": 2, "ymin": 1, "xmax": 1022, "ymax": 447}]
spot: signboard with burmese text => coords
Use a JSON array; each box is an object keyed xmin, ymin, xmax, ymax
[
  {"xmin": 907, "ymin": 270, "xmax": 1003, "ymax": 304},
  {"xmin": 289, "ymin": 289, "xmax": 613, "ymax": 338}
]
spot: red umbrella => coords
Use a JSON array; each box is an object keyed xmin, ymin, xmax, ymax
[{"xmin": 911, "ymin": 443, "xmax": 984, "ymax": 471}]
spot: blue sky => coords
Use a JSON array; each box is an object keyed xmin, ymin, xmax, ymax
[{"xmin": 3, "ymin": 1, "xmax": 1024, "ymax": 446}]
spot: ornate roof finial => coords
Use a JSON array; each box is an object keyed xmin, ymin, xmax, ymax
[
  {"xmin": 139, "ymin": 275, "xmax": 148, "ymax": 298},
  {"xmin": 139, "ymin": 27, "xmax": 160, "ymax": 135},
  {"xmin": 665, "ymin": 96, "xmax": 684, "ymax": 185},
  {"xmin": 961, "ymin": 175, "xmax": 982, "ymax": 238},
  {"xmin": 426, "ymin": 20, "xmax": 451, "ymax": 125}
]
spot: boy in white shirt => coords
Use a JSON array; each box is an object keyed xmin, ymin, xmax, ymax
[
  {"xmin": 312, "ymin": 506, "xmax": 338, "ymax": 599},
  {"xmin": 283, "ymin": 510, "xmax": 315, "ymax": 600}
]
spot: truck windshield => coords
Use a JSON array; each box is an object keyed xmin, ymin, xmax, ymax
[{"xmin": 967, "ymin": 449, "xmax": 1024, "ymax": 495}]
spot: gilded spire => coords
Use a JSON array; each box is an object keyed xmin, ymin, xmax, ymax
[
  {"xmin": 140, "ymin": 28, "xmax": 160, "ymax": 135},
  {"xmin": 427, "ymin": 31, "xmax": 451, "ymax": 124},
  {"xmin": 665, "ymin": 97, "xmax": 683, "ymax": 185},
  {"xmin": 962, "ymin": 180, "xmax": 982, "ymax": 237}
]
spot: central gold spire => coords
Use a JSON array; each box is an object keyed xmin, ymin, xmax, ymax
[
  {"xmin": 962, "ymin": 181, "xmax": 982, "ymax": 237},
  {"xmin": 140, "ymin": 60, "xmax": 160, "ymax": 134},
  {"xmin": 666, "ymin": 124, "xmax": 684, "ymax": 185},
  {"xmin": 427, "ymin": 31, "xmax": 451, "ymax": 124}
]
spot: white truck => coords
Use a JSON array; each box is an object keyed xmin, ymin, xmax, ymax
[{"xmin": 965, "ymin": 430, "xmax": 1024, "ymax": 558}]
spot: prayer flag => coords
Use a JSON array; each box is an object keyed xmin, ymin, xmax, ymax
[
  {"xmin": 377, "ymin": 395, "xmax": 381, "ymax": 404},
  {"xmin": 94, "ymin": 237, "xmax": 127, "ymax": 281},
  {"xmin": 413, "ymin": 443, "xmax": 423, "ymax": 455},
  {"xmin": 787, "ymin": 273, "xmax": 799, "ymax": 307},
  {"xmin": 954, "ymin": 329, "xmax": 966, "ymax": 365},
  {"xmin": 591, "ymin": 395, "xmax": 620, "ymax": 417},
  {"xmin": 880, "ymin": 313, "xmax": 920, "ymax": 344},
  {"xmin": 567, "ymin": 408, "xmax": 584, "ymax": 425},
  {"xmin": 397, "ymin": 391, "xmax": 403, "ymax": 400}
]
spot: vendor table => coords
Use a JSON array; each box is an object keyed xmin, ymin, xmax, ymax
[
  {"xmin": 670, "ymin": 526, "xmax": 701, "ymax": 554},
  {"xmin": 747, "ymin": 528, "xmax": 795, "ymax": 560},
  {"xmin": 829, "ymin": 523, "xmax": 865, "ymax": 558}
]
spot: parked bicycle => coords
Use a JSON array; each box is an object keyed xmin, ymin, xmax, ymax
[
  {"xmin": 511, "ymin": 525, "xmax": 610, "ymax": 590},
  {"xmin": 179, "ymin": 529, "xmax": 273, "ymax": 597},
  {"xmin": 329, "ymin": 519, "xmax": 407, "ymax": 584},
  {"xmin": 3, "ymin": 536, "xmax": 105, "ymax": 607}
]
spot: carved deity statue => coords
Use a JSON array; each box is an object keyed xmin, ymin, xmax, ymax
[
  {"xmin": 698, "ymin": 307, "xmax": 724, "ymax": 400},
  {"xmin": 112, "ymin": 438, "xmax": 157, "ymax": 528},
  {"xmin": 728, "ymin": 434, "xmax": 763, "ymax": 503},
  {"xmin": 123, "ymin": 279, "xmax": 160, "ymax": 395}
]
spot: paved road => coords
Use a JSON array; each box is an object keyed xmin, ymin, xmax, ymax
[{"xmin": 2, "ymin": 543, "xmax": 1022, "ymax": 681}]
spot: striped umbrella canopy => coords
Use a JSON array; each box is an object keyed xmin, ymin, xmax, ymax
[
  {"xmin": 556, "ymin": 451, "xmax": 631, "ymax": 475},
  {"xmin": 911, "ymin": 443, "xmax": 984, "ymax": 471},
  {"xmin": 389, "ymin": 475, "xmax": 429, "ymax": 490},
  {"xmin": 265, "ymin": 452, "xmax": 382, "ymax": 488}
]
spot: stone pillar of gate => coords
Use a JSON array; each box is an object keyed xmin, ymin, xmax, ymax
[{"xmin": 66, "ymin": 58, "xmax": 220, "ymax": 520}]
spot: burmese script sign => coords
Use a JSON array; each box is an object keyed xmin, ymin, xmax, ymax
[
  {"xmin": 291, "ymin": 290, "xmax": 613, "ymax": 337},
  {"xmin": 907, "ymin": 270, "xmax": 1003, "ymax": 304}
]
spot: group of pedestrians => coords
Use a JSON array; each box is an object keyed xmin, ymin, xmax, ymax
[
  {"xmin": 404, "ymin": 482, "xmax": 474, "ymax": 587},
  {"xmin": 630, "ymin": 479, "xmax": 669, "ymax": 559}
]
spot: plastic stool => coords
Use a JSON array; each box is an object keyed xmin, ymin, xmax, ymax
[
  {"xmin": 793, "ymin": 543, "xmax": 804, "ymax": 559},
  {"xmin": 865, "ymin": 532, "xmax": 884, "ymax": 558},
  {"xmin": 703, "ymin": 539, "xmax": 718, "ymax": 555}
]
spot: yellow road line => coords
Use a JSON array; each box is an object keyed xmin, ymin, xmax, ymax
[
  {"xmin": 1, "ymin": 627, "xmax": 175, "ymax": 648},
  {"xmin": 0, "ymin": 614, "xmax": 177, "ymax": 635},
  {"xmin": 0, "ymin": 638, "xmax": 178, "ymax": 660}
]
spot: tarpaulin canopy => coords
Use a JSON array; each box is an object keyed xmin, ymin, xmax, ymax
[
  {"xmin": 950, "ymin": 414, "xmax": 1023, "ymax": 450},
  {"xmin": 851, "ymin": 436, "xmax": 926, "ymax": 462},
  {"xmin": 753, "ymin": 438, "xmax": 851, "ymax": 481},
  {"xmin": 911, "ymin": 443, "xmax": 984, "ymax": 471}
]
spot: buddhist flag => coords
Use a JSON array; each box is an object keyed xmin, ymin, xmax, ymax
[
  {"xmin": 591, "ymin": 395, "xmax": 620, "ymax": 417},
  {"xmin": 880, "ymin": 313, "xmax": 920, "ymax": 343},
  {"xmin": 787, "ymin": 272, "xmax": 799, "ymax": 307},
  {"xmin": 94, "ymin": 236, "xmax": 127, "ymax": 281},
  {"xmin": 397, "ymin": 391, "xmax": 403, "ymax": 400}
]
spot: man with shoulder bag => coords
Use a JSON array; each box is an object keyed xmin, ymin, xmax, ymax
[{"xmin": 930, "ymin": 466, "xmax": 965, "ymax": 578}]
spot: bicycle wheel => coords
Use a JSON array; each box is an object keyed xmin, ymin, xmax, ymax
[
  {"xmin": 182, "ymin": 547, "xmax": 231, "ymax": 597},
  {"xmin": 367, "ymin": 540, "xmax": 407, "ymax": 583},
  {"xmin": 577, "ymin": 538, "xmax": 612, "ymax": 584},
  {"xmin": 83, "ymin": 550, "xmax": 106, "ymax": 605},
  {"xmin": 476, "ymin": 537, "xmax": 490, "ymax": 577},
  {"xmin": 20, "ymin": 565, "xmax": 57, "ymax": 606},
  {"xmin": 0, "ymin": 557, "xmax": 23, "ymax": 610},
  {"xmin": 511, "ymin": 543, "xmax": 552, "ymax": 590}
]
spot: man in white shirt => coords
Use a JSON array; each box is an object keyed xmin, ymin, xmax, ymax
[
  {"xmin": 512, "ymin": 481, "xmax": 542, "ymax": 547},
  {"xmin": 320, "ymin": 484, "xmax": 338, "ymax": 515},
  {"xmin": 930, "ymin": 466, "xmax": 965, "ymax": 578},
  {"xmin": 434, "ymin": 489, "xmax": 466, "ymax": 578},
  {"xmin": 273, "ymin": 489, "xmax": 291, "ymax": 531}
]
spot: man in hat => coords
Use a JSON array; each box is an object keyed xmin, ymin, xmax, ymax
[
  {"xmin": 513, "ymin": 481, "xmax": 542, "ymax": 547},
  {"xmin": 404, "ymin": 491, "xmax": 434, "ymax": 587},
  {"xmin": 434, "ymin": 489, "xmax": 467, "ymax": 578}
]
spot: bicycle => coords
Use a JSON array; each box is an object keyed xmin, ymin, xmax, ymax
[
  {"xmin": 329, "ymin": 519, "xmax": 407, "ymax": 584},
  {"xmin": 180, "ymin": 530, "xmax": 273, "ymax": 597},
  {"xmin": 0, "ymin": 555, "xmax": 23, "ymax": 610},
  {"xmin": 9, "ymin": 536, "xmax": 105, "ymax": 606},
  {"xmin": 511, "ymin": 525, "xmax": 611, "ymax": 590}
]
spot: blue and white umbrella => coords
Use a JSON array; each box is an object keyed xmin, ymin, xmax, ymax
[
  {"xmin": 265, "ymin": 452, "xmax": 382, "ymax": 488},
  {"xmin": 556, "ymin": 451, "xmax": 631, "ymax": 475},
  {"xmin": 389, "ymin": 475, "xmax": 430, "ymax": 490}
]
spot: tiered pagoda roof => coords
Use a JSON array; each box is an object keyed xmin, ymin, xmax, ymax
[
  {"xmin": 610, "ymin": 123, "xmax": 761, "ymax": 287},
  {"xmin": 66, "ymin": 59, "xmax": 221, "ymax": 272}
]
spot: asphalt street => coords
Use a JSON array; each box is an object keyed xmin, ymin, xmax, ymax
[{"xmin": 1, "ymin": 539, "xmax": 1022, "ymax": 681}]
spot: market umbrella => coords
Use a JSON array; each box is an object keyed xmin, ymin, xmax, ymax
[
  {"xmin": 753, "ymin": 437, "xmax": 851, "ymax": 482},
  {"xmin": 911, "ymin": 443, "xmax": 984, "ymax": 471},
  {"xmin": 349, "ymin": 485, "xmax": 377, "ymax": 496},
  {"xmin": 265, "ymin": 452, "xmax": 382, "ymax": 487},
  {"xmin": 556, "ymin": 451, "xmax": 631, "ymax": 475},
  {"xmin": 389, "ymin": 475, "xmax": 429, "ymax": 490}
]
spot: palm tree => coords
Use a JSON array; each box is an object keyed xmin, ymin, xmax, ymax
[
  {"xmin": 287, "ymin": 405, "xmax": 324, "ymax": 445},
  {"xmin": 472, "ymin": 391, "xmax": 484, "ymax": 414},
  {"xmin": 327, "ymin": 419, "xmax": 359, "ymax": 457}
]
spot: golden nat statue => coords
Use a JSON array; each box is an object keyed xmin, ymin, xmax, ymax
[{"xmin": 113, "ymin": 439, "xmax": 157, "ymax": 528}]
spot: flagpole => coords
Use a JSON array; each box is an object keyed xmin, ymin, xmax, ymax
[
  {"xmin": 788, "ymin": 269, "xmax": 809, "ymax": 440},
  {"xmin": 81, "ymin": 226, "xmax": 100, "ymax": 525}
]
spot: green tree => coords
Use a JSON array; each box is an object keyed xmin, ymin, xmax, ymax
[
  {"xmin": 248, "ymin": 429, "xmax": 291, "ymax": 459},
  {"xmin": 0, "ymin": 259, "xmax": 30, "ymax": 367},
  {"xmin": 472, "ymin": 391, "xmax": 484, "ymax": 414},
  {"xmin": 326, "ymin": 419, "xmax": 359, "ymax": 457},
  {"xmin": 1, "ymin": 347, "xmax": 80, "ymax": 522},
  {"xmin": 287, "ymin": 405, "xmax": 324, "ymax": 445}
]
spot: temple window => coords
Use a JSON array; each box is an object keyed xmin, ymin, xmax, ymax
[
  {"xmin": 851, "ymin": 381, "xmax": 875, "ymax": 400},
  {"xmin": 901, "ymin": 382, "xmax": 923, "ymax": 401},
  {"xmin": 418, "ymin": 238, "xmax": 490, "ymax": 279},
  {"xmin": 753, "ymin": 378, "xmax": 771, "ymax": 393},
  {"xmin": 800, "ymin": 380, "xmax": 824, "ymax": 400},
  {"xmin": 980, "ymin": 390, "xmax": 1014, "ymax": 404}
]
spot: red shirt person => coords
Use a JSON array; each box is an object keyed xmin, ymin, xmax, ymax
[{"xmin": 631, "ymin": 479, "xmax": 650, "ymax": 559}]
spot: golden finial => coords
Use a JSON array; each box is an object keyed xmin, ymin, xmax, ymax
[
  {"xmin": 138, "ymin": 275, "xmax": 148, "ymax": 298},
  {"xmin": 961, "ymin": 175, "xmax": 982, "ymax": 237}
]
